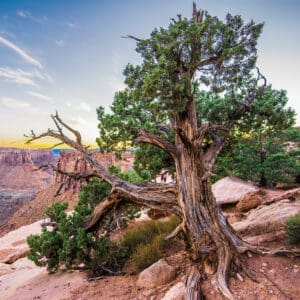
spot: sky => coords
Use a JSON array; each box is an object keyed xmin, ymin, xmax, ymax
[{"xmin": 0, "ymin": 0, "xmax": 299, "ymax": 148}]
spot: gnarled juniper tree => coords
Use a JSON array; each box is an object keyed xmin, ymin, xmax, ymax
[{"xmin": 26, "ymin": 4, "xmax": 299, "ymax": 299}]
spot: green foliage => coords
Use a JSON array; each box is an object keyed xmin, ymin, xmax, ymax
[
  {"xmin": 27, "ymin": 201, "xmax": 95, "ymax": 273},
  {"xmin": 286, "ymin": 214, "xmax": 300, "ymax": 243},
  {"xmin": 213, "ymin": 128, "xmax": 300, "ymax": 187},
  {"xmin": 97, "ymin": 8, "xmax": 264, "ymax": 180},
  {"xmin": 27, "ymin": 173, "xmax": 141, "ymax": 274}
]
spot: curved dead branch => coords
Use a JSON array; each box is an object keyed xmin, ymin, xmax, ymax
[
  {"xmin": 26, "ymin": 114, "xmax": 180, "ymax": 221},
  {"xmin": 84, "ymin": 183, "xmax": 179, "ymax": 232},
  {"xmin": 165, "ymin": 222, "xmax": 184, "ymax": 240},
  {"xmin": 135, "ymin": 128, "xmax": 177, "ymax": 158},
  {"xmin": 36, "ymin": 164, "xmax": 98, "ymax": 180}
]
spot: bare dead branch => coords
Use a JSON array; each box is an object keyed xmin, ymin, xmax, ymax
[
  {"xmin": 84, "ymin": 183, "xmax": 179, "ymax": 231},
  {"xmin": 26, "ymin": 114, "xmax": 180, "ymax": 221},
  {"xmin": 84, "ymin": 191, "xmax": 121, "ymax": 231},
  {"xmin": 54, "ymin": 112, "xmax": 82, "ymax": 145},
  {"xmin": 121, "ymin": 35, "xmax": 142, "ymax": 42},
  {"xmin": 51, "ymin": 112, "xmax": 63, "ymax": 135},
  {"xmin": 165, "ymin": 222, "xmax": 184, "ymax": 240},
  {"xmin": 135, "ymin": 128, "xmax": 177, "ymax": 158},
  {"xmin": 36, "ymin": 163, "xmax": 97, "ymax": 180},
  {"xmin": 46, "ymin": 142, "xmax": 65, "ymax": 149}
]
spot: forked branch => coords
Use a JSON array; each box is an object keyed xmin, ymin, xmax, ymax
[
  {"xmin": 26, "ymin": 113, "xmax": 180, "ymax": 223},
  {"xmin": 37, "ymin": 164, "xmax": 98, "ymax": 180}
]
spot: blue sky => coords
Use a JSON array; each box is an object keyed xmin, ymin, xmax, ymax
[{"xmin": 0, "ymin": 0, "xmax": 299, "ymax": 147}]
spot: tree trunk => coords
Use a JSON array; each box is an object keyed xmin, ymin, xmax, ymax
[
  {"xmin": 173, "ymin": 101, "xmax": 250, "ymax": 300},
  {"xmin": 176, "ymin": 148, "xmax": 246, "ymax": 299}
]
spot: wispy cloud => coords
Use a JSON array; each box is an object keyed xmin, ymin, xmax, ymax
[
  {"xmin": 0, "ymin": 36, "xmax": 42, "ymax": 68},
  {"xmin": 17, "ymin": 10, "xmax": 47, "ymax": 24},
  {"xmin": 67, "ymin": 101, "xmax": 92, "ymax": 112},
  {"xmin": 0, "ymin": 67, "xmax": 38, "ymax": 87},
  {"xmin": 26, "ymin": 91, "xmax": 52, "ymax": 101},
  {"xmin": 67, "ymin": 22, "xmax": 76, "ymax": 29},
  {"xmin": 1, "ymin": 97, "xmax": 30, "ymax": 109},
  {"xmin": 1, "ymin": 97, "xmax": 40, "ymax": 113},
  {"xmin": 17, "ymin": 10, "xmax": 28, "ymax": 18},
  {"xmin": 78, "ymin": 102, "xmax": 91, "ymax": 112},
  {"xmin": 0, "ymin": 67, "xmax": 52, "ymax": 87},
  {"xmin": 55, "ymin": 39, "xmax": 65, "ymax": 47}
]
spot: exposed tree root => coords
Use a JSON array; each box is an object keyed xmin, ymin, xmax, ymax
[
  {"xmin": 210, "ymin": 245, "xmax": 234, "ymax": 300},
  {"xmin": 185, "ymin": 266, "xmax": 205, "ymax": 300}
]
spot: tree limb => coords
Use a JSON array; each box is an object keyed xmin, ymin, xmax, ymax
[
  {"xmin": 36, "ymin": 164, "xmax": 98, "ymax": 180},
  {"xmin": 165, "ymin": 222, "xmax": 184, "ymax": 240},
  {"xmin": 135, "ymin": 128, "xmax": 177, "ymax": 158},
  {"xmin": 53, "ymin": 112, "xmax": 82, "ymax": 145},
  {"xmin": 26, "ymin": 114, "xmax": 180, "ymax": 222},
  {"xmin": 84, "ymin": 184, "xmax": 180, "ymax": 231},
  {"xmin": 193, "ymin": 124, "xmax": 229, "ymax": 144},
  {"xmin": 83, "ymin": 191, "xmax": 121, "ymax": 231}
]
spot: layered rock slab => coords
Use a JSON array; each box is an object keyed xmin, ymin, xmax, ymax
[{"xmin": 212, "ymin": 176, "xmax": 260, "ymax": 205}]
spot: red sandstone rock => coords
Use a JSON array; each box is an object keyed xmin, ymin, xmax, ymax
[{"xmin": 55, "ymin": 151, "xmax": 134, "ymax": 193}]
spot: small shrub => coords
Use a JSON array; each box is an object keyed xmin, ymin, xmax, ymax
[
  {"xmin": 132, "ymin": 235, "xmax": 169, "ymax": 271},
  {"xmin": 121, "ymin": 216, "xmax": 180, "ymax": 271},
  {"xmin": 122, "ymin": 215, "xmax": 179, "ymax": 254},
  {"xmin": 27, "ymin": 177, "xmax": 127, "ymax": 274},
  {"xmin": 287, "ymin": 214, "xmax": 300, "ymax": 243}
]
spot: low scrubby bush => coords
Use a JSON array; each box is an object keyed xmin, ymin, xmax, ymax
[
  {"xmin": 131, "ymin": 235, "xmax": 169, "ymax": 271},
  {"xmin": 27, "ymin": 175, "xmax": 138, "ymax": 275},
  {"xmin": 121, "ymin": 216, "xmax": 180, "ymax": 271},
  {"xmin": 287, "ymin": 214, "xmax": 300, "ymax": 243}
]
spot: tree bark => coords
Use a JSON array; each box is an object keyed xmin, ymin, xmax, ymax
[{"xmin": 171, "ymin": 98, "xmax": 254, "ymax": 299}]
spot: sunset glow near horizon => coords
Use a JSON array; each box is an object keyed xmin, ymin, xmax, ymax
[{"xmin": 0, "ymin": 0, "xmax": 299, "ymax": 149}]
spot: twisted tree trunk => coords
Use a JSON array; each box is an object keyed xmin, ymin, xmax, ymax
[{"xmin": 171, "ymin": 100, "xmax": 249, "ymax": 299}]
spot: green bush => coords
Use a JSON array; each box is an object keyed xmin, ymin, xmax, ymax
[
  {"xmin": 287, "ymin": 214, "xmax": 300, "ymax": 243},
  {"xmin": 27, "ymin": 178, "xmax": 123, "ymax": 274}
]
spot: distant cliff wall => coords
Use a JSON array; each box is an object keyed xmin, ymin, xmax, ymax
[
  {"xmin": 55, "ymin": 151, "xmax": 134, "ymax": 192},
  {"xmin": 0, "ymin": 148, "xmax": 56, "ymax": 227},
  {"xmin": 1, "ymin": 150, "xmax": 135, "ymax": 235}
]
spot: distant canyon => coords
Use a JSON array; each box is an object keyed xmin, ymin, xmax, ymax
[{"xmin": 0, "ymin": 147, "xmax": 134, "ymax": 235}]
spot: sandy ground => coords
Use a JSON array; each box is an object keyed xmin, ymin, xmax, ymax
[{"xmin": 1, "ymin": 269, "xmax": 86, "ymax": 300}]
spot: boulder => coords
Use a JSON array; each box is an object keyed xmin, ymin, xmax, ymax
[
  {"xmin": 213, "ymin": 177, "xmax": 259, "ymax": 205},
  {"xmin": 162, "ymin": 282, "xmax": 185, "ymax": 300},
  {"xmin": 137, "ymin": 259, "xmax": 176, "ymax": 288},
  {"xmin": 233, "ymin": 199, "xmax": 300, "ymax": 243},
  {"xmin": 0, "ymin": 219, "xmax": 43, "ymax": 263},
  {"xmin": 236, "ymin": 192, "xmax": 263, "ymax": 213},
  {"xmin": 0, "ymin": 263, "xmax": 12, "ymax": 276}
]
